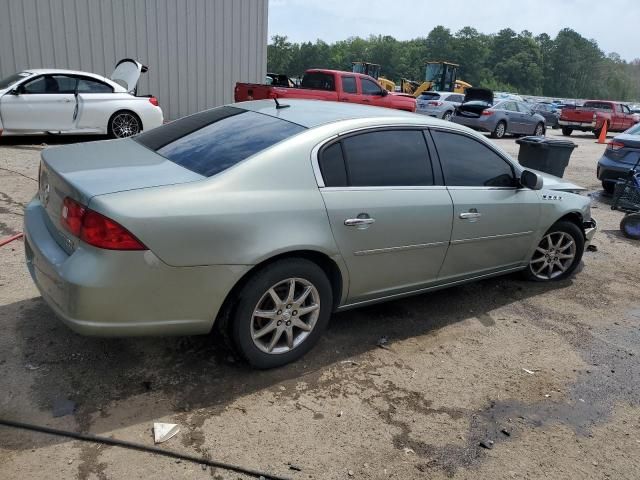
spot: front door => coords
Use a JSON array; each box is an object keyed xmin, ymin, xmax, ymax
[
  {"xmin": 430, "ymin": 129, "xmax": 541, "ymax": 280},
  {"xmin": 316, "ymin": 129, "xmax": 453, "ymax": 303},
  {"xmin": 0, "ymin": 75, "xmax": 76, "ymax": 132}
]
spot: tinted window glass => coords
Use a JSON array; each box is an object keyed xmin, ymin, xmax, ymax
[
  {"xmin": 301, "ymin": 72, "xmax": 335, "ymax": 90},
  {"xmin": 361, "ymin": 78, "xmax": 381, "ymax": 95},
  {"xmin": 22, "ymin": 75, "xmax": 76, "ymax": 94},
  {"xmin": 22, "ymin": 76, "xmax": 47, "ymax": 94},
  {"xmin": 319, "ymin": 143, "xmax": 348, "ymax": 187},
  {"xmin": 54, "ymin": 75, "xmax": 77, "ymax": 93},
  {"xmin": 431, "ymin": 130, "xmax": 514, "ymax": 187},
  {"xmin": 418, "ymin": 92, "xmax": 440, "ymax": 100},
  {"xmin": 342, "ymin": 76, "xmax": 357, "ymax": 94},
  {"xmin": 584, "ymin": 101, "xmax": 612, "ymax": 111},
  {"xmin": 516, "ymin": 102, "xmax": 531, "ymax": 114},
  {"xmin": 77, "ymin": 77, "xmax": 113, "ymax": 93},
  {"xmin": 341, "ymin": 130, "xmax": 433, "ymax": 186},
  {"xmin": 136, "ymin": 107, "xmax": 306, "ymax": 177}
]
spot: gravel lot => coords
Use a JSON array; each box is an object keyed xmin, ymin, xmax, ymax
[{"xmin": 1, "ymin": 128, "xmax": 639, "ymax": 480}]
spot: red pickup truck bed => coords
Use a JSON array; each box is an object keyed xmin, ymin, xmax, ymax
[
  {"xmin": 235, "ymin": 69, "xmax": 416, "ymax": 112},
  {"xmin": 559, "ymin": 100, "xmax": 638, "ymax": 137}
]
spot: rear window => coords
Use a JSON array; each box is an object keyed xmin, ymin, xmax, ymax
[
  {"xmin": 301, "ymin": 72, "xmax": 335, "ymax": 90},
  {"xmin": 583, "ymin": 102, "xmax": 613, "ymax": 111},
  {"xmin": 418, "ymin": 92, "xmax": 440, "ymax": 100},
  {"xmin": 135, "ymin": 106, "xmax": 306, "ymax": 177}
]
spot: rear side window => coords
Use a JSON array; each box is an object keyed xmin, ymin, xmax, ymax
[
  {"xmin": 301, "ymin": 72, "xmax": 335, "ymax": 91},
  {"xmin": 77, "ymin": 77, "xmax": 113, "ymax": 93},
  {"xmin": 431, "ymin": 130, "xmax": 514, "ymax": 187},
  {"xmin": 135, "ymin": 106, "xmax": 306, "ymax": 177},
  {"xmin": 342, "ymin": 76, "xmax": 357, "ymax": 94},
  {"xmin": 320, "ymin": 130, "xmax": 433, "ymax": 187}
]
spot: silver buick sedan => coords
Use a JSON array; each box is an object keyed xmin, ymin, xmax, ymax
[{"xmin": 24, "ymin": 99, "xmax": 596, "ymax": 368}]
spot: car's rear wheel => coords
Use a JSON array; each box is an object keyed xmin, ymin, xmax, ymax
[
  {"xmin": 491, "ymin": 121, "xmax": 507, "ymax": 139},
  {"xmin": 524, "ymin": 221, "xmax": 584, "ymax": 282},
  {"xmin": 561, "ymin": 127, "xmax": 573, "ymax": 136},
  {"xmin": 442, "ymin": 111, "xmax": 453, "ymax": 121},
  {"xmin": 534, "ymin": 122, "xmax": 545, "ymax": 136},
  {"xmin": 231, "ymin": 259, "xmax": 332, "ymax": 369},
  {"xmin": 620, "ymin": 213, "xmax": 640, "ymax": 240},
  {"xmin": 108, "ymin": 111, "xmax": 142, "ymax": 138},
  {"xmin": 602, "ymin": 180, "xmax": 615, "ymax": 195}
]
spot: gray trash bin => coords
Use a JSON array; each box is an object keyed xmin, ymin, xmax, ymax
[{"xmin": 515, "ymin": 136, "xmax": 577, "ymax": 178}]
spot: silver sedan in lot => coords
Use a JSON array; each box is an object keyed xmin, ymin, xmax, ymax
[{"xmin": 24, "ymin": 99, "xmax": 596, "ymax": 368}]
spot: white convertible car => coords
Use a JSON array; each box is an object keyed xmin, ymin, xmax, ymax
[{"xmin": 0, "ymin": 59, "xmax": 163, "ymax": 138}]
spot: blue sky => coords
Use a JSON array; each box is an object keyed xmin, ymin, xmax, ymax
[{"xmin": 269, "ymin": 0, "xmax": 638, "ymax": 61}]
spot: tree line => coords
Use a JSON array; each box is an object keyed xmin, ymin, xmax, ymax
[{"xmin": 267, "ymin": 27, "xmax": 640, "ymax": 101}]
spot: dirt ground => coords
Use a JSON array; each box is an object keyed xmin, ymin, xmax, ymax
[{"xmin": 1, "ymin": 128, "xmax": 639, "ymax": 480}]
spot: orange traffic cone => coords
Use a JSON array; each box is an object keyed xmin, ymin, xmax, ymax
[{"xmin": 597, "ymin": 121, "xmax": 608, "ymax": 144}]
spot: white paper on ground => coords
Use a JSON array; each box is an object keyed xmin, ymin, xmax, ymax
[{"xmin": 153, "ymin": 423, "xmax": 179, "ymax": 444}]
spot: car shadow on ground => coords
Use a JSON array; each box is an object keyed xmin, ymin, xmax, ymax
[{"xmin": 1, "ymin": 272, "xmax": 572, "ymax": 450}]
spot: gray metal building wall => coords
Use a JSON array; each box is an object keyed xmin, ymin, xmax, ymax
[{"xmin": 0, "ymin": 0, "xmax": 268, "ymax": 120}]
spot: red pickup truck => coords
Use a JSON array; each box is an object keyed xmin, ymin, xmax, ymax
[
  {"xmin": 559, "ymin": 100, "xmax": 638, "ymax": 137},
  {"xmin": 234, "ymin": 69, "xmax": 416, "ymax": 112}
]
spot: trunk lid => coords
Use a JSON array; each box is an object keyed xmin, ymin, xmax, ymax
[
  {"xmin": 38, "ymin": 139, "xmax": 203, "ymax": 250},
  {"xmin": 110, "ymin": 58, "xmax": 147, "ymax": 93},
  {"xmin": 456, "ymin": 88, "xmax": 494, "ymax": 117},
  {"xmin": 463, "ymin": 88, "xmax": 493, "ymax": 104}
]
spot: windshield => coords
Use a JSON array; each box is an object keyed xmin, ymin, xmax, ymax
[
  {"xmin": 418, "ymin": 92, "xmax": 440, "ymax": 100},
  {"xmin": 425, "ymin": 63, "xmax": 443, "ymax": 82},
  {"xmin": 0, "ymin": 72, "xmax": 32, "ymax": 89},
  {"xmin": 135, "ymin": 106, "xmax": 306, "ymax": 177}
]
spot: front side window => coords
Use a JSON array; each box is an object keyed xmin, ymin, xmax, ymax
[
  {"xmin": 342, "ymin": 76, "xmax": 357, "ymax": 94},
  {"xmin": 431, "ymin": 130, "xmax": 515, "ymax": 187},
  {"xmin": 22, "ymin": 75, "xmax": 76, "ymax": 94},
  {"xmin": 621, "ymin": 105, "xmax": 631, "ymax": 114},
  {"xmin": 361, "ymin": 78, "xmax": 382, "ymax": 95},
  {"xmin": 135, "ymin": 106, "xmax": 306, "ymax": 177},
  {"xmin": 319, "ymin": 130, "xmax": 433, "ymax": 187}
]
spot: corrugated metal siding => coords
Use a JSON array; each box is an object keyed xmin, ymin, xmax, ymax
[{"xmin": 0, "ymin": 0, "xmax": 268, "ymax": 120}]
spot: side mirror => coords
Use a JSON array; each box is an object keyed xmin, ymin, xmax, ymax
[
  {"xmin": 520, "ymin": 170, "xmax": 543, "ymax": 190},
  {"xmin": 9, "ymin": 88, "xmax": 20, "ymax": 95}
]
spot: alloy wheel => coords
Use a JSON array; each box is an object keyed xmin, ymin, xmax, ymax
[
  {"xmin": 111, "ymin": 113, "xmax": 140, "ymax": 138},
  {"xmin": 443, "ymin": 111, "xmax": 453, "ymax": 121},
  {"xmin": 495, "ymin": 122, "xmax": 506, "ymax": 138},
  {"xmin": 250, "ymin": 278, "xmax": 320, "ymax": 354},
  {"xmin": 534, "ymin": 124, "xmax": 544, "ymax": 136},
  {"xmin": 529, "ymin": 231, "xmax": 577, "ymax": 280}
]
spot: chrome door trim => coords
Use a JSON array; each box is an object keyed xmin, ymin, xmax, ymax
[
  {"xmin": 450, "ymin": 230, "xmax": 533, "ymax": 245},
  {"xmin": 337, "ymin": 265, "xmax": 525, "ymax": 310},
  {"xmin": 321, "ymin": 185, "xmax": 448, "ymax": 192},
  {"xmin": 354, "ymin": 241, "xmax": 448, "ymax": 256}
]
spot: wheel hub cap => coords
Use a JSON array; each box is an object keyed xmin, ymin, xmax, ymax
[{"xmin": 530, "ymin": 231, "xmax": 577, "ymax": 280}]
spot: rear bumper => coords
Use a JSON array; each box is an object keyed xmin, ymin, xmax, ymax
[
  {"xmin": 24, "ymin": 198, "xmax": 249, "ymax": 336},
  {"xmin": 597, "ymin": 155, "xmax": 636, "ymax": 182},
  {"xmin": 558, "ymin": 120, "xmax": 596, "ymax": 130},
  {"xmin": 452, "ymin": 115, "xmax": 493, "ymax": 132}
]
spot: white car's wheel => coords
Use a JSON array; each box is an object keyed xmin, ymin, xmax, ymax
[
  {"xmin": 108, "ymin": 111, "xmax": 142, "ymax": 138},
  {"xmin": 524, "ymin": 221, "xmax": 584, "ymax": 282}
]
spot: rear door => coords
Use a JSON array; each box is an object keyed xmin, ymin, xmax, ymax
[
  {"xmin": 620, "ymin": 104, "xmax": 636, "ymax": 130},
  {"xmin": 430, "ymin": 129, "xmax": 540, "ymax": 280},
  {"xmin": 501, "ymin": 101, "xmax": 522, "ymax": 133},
  {"xmin": 338, "ymin": 75, "xmax": 359, "ymax": 104},
  {"xmin": 0, "ymin": 74, "xmax": 76, "ymax": 131},
  {"xmin": 317, "ymin": 128, "xmax": 453, "ymax": 303},
  {"xmin": 74, "ymin": 76, "xmax": 115, "ymax": 130}
]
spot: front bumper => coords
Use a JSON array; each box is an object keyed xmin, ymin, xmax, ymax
[
  {"xmin": 583, "ymin": 219, "xmax": 597, "ymax": 247},
  {"xmin": 24, "ymin": 198, "xmax": 249, "ymax": 336}
]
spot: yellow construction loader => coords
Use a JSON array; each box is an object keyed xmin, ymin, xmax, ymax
[
  {"xmin": 401, "ymin": 61, "xmax": 472, "ymax": 97},
  {"xmin": 351, "ymin": 62, "xmax": 395, "ymax": 92}
]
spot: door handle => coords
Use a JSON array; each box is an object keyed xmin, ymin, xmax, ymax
[
  {"xmin": 59, "ymin": 98, "xmax": 72, "ymax": 103},
  {"xmin": 459, "ymin": 211, "xmax": 482, "ymax": 219},
  {"xmin": 344, "ymin": 217, "xmax": 376, "ymax": 227}
]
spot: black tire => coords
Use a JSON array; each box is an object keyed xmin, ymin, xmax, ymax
[
  {"xmin": 230, "ymin": 258, "xmax": 333, "ymax": 369},
  {"xmin": 108, "ymin": 110, "xmax": 142, "ymax": 138},
  {"xmin": 602, "ymin": 180, "xmax": 615, "ymax": 195},
  {"xmin": 523, "ymin": 220, "xmax": 585, "ymax": 282},
  {"xmin": 593, "ymin": 122, "xmax": 608, "ymax": 139},
  {"xmin": 620, "ymin": 213, "xmax": 640, "ymax": 240},
  {"xmin": 534, "ymin": 122, "xmax": 545, "ymax": 137},
  {"xmin": 491, "ymin": 121, "xmax": 507, "ymax": 139},
  {"xmin": 561, "ymin": 127, "xmax": 573, "ymax": 136},
  {"xmin": 442, "ymin": 111, "xmax": 453, "ymax": 121}
]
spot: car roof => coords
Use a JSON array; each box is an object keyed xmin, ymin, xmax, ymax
[
  {"xmin": 232, "ymin": 99, "xmax": 459, "ymax": 130},
  {"xmin": 18, "ymin": 69, "xmax": 124, "ymax": 90}
]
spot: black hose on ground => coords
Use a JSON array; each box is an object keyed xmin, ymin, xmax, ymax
[{"xmin": 0, "ymin": 418, "xmax": 292, "ymax": 480}]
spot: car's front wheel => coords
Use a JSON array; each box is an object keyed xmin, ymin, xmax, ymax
[
  {"xmin": 534, "ymin": 123, "xmax": 545, "ymax": 136},
  {"xmin": 524, "ymin": 221, "xmax": 584, "ymax": 282},
  {"xmin": 108, "ymin": 111, "xmax": 142, "ymax": 138},
  {"xmin": 231, "ymin": 259, "xmax": 333, "ymax": 368}
]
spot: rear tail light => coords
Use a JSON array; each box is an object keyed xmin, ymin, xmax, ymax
[
  {"xmin": 607, "ymin": 141, "xmax": 625, "ymax": 151},
  {"xmin": 482, "ymin": 109, "xmax": 495, "ymax": 116},
  {"xmin": 148, "ymin": 96, "xmax": 159, "ymax": 106},
  {"xmin": 428, "ymin": 101, "xmax": 443, "ymax": 106},
  {"xmin": 61, "ymin": 197, "xmax": 147, "ymax": 250}
]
